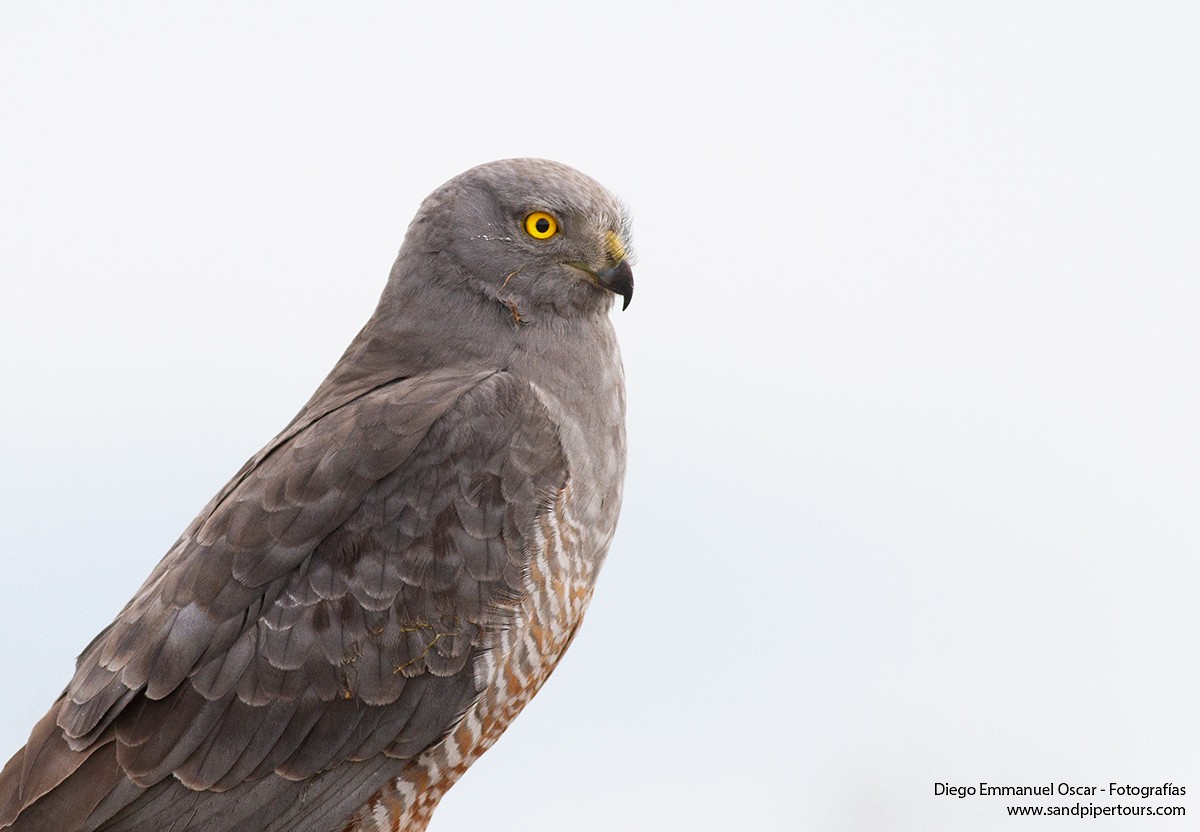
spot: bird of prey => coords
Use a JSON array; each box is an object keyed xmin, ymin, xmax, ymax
[{"xmin": 0, "ymin": 158, "xmax": 634, "ymax": 831}]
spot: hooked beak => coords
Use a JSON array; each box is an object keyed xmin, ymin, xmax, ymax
[{"xmin": 594, "ymin": 260, "xmax": 634, "ymax": 311}]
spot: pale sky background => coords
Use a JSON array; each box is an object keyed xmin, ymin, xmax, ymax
[{"xmin": 1, "ymin": 3, "xmax": 1197, "ymax": 830}]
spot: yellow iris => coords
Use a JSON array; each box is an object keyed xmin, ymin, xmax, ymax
[{"xmin": 524, "ymin": 211, "xmax": 558, "ymax": 239}]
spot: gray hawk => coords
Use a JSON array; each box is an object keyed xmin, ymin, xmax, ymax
[{"xmin": 0, "ymin": 158, "xmax": 634, "ymax": 831}]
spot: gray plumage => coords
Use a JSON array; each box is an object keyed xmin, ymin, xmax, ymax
[{"xmin": 0, "ymin": 158, "xmax": 633, "ymax": 831}]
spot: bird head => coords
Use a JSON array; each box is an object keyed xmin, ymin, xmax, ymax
[{"xmin": 400, "ymin": 158, "xmax": 635, "ymax": 320}]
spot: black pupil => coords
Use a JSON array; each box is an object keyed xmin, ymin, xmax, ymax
[{"xmin": 535, "ymin": 217, "xmax": 550, "ymax": 234}]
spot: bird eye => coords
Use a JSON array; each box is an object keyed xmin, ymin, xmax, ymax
[{"xmin": 524, "ymin": 211, "xmax": 558, "ymax": 239}]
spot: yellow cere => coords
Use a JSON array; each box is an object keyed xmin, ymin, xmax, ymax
[
  {"xmin": 524, "ymin": 211, "xmax": 558, "ymax": 239},
  {"xmin": 604, "ymin": 229, "xmax": 627, "ymax": 263}
]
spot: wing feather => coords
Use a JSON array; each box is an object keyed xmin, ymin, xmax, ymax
[{"xmin": 0, "ymin": 368, "xmax": 567, "ymax": 831}]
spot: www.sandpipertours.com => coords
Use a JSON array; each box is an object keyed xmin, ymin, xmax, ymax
[{"xmin": 933, "ymin": 782, "xmax": 1186, "ymax": 819}]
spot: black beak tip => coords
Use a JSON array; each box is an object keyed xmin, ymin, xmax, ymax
[{"xmin": 597, "ymin": 260, "xmax": 634, "ymax": 311}]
